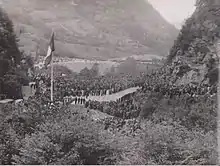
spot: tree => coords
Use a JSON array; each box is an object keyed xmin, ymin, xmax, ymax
[
  {"xmin": 0, "ymin": 7, "xmax": 22, "ymax": 98},
  {"xmin": 167, "ymin": 0, "xmax": 220, "ymax": 64},
  {"xmin": 105, "ymin": 66, "xmax": 116, "ymax": 77},
  {"xmin": 110, "ymin": 66, "xmax": 116, "ymax": 73},
  {"xmin": 90, "ymin": 63, "xmax": 99, "ymax": 77},
  {"xmin": 0, "ymin": 7, "xmax": 21, "ymax": 66},
  {"xmin": 2, "ymin": 74, "xmax": 23, "ymax": 99},
  {"xmin": 206, "ymin": 67, "xmax": 218, "ymax": 85},
  {"xmin": 117, "ymin": 57, "xmax": 138, "ymax": 76},
  {"xmin": 195, "ymin": 0, "xmax": 218, "ymax": 8},
  {"xmin": 79, "ymin": 67, "xmax": 90, "ymax": 77}
]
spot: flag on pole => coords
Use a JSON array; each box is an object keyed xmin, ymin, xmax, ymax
[{"xmin": 43, "ymin": 32, "xmax": 55, "ymax": 68}]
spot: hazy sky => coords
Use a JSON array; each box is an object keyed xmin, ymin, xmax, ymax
[{"xmin": 147, "ymin": 0, "xmax": 196, "ymax": 29}]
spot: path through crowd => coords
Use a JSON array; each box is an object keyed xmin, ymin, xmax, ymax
[
  {"xmin": 70, "ymin": 86, "xmax": 141, "ymax": 105},
  {"xmin": 86, "ymin": 86, "xmax": 141, "ymax": 102}
]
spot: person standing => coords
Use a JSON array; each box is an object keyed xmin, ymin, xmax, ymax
[{"xmin": 75, "ymin": 97, "xmax": 77, "ymax": 104}]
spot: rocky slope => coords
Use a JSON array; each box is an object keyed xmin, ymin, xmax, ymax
[
  {"xmin": 166, "ymin": 0, "xmax": 219, "ymax": 85},
  {"xmin": 0, "ymin": 0, "xmax": 178, "ymax": 60}
]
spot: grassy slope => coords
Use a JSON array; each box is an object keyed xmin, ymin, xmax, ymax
[{"xmin": 0, "ymin": 0, "xmax": 178, "ymax": 60}]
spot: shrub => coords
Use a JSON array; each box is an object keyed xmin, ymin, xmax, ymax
[
  {"xmin": 12, "ymin": 105, "xmax": 118, "ymax": 165},
  {"xmin": 142, "ymin": 121, "xmax": 217, "ymax": 165}
]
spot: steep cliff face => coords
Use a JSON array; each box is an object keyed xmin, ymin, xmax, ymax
[
  {"xmin": 167, "ymin": 0, "xmax": 219, "ymax": 85},
  {"xmin": 0, "ymin": 0, "xmax": 178, "ymax": 60}
]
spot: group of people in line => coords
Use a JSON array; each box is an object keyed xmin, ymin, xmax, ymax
[{"xmin": 63, "ymin": 96, "xmax": 87, "ymax": 105}]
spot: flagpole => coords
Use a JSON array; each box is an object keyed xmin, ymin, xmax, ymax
[
  {"xmin": 50, "ymin": 29, "xmax": 54, "ymax": 103},
  {"xmin": 51, "ymin": 51, "xmax": 54, "ymax": 102}
]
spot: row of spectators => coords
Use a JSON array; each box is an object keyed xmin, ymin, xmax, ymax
[
  {"xmin": 85, "ymin": 94, "xmax": 141, "ymax": 119},
  {"xmin": 33, "ymin": 73, "xmax": 142, "ymax": 98},
  {"xmin": 142, "ymin": 82, "xmax": 217, "ymax": 98}
]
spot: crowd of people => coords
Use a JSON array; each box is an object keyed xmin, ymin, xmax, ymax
[
  {"xmin": 141, "ymin": 69, "xmax": 217, "ymax": 101},
  {"xmin": 31, "ymin": 62, "xmax": 218, "ymax": 124},
  {"xmin": 33, "ymin": 73, "xmax": 142, "ymax": 99},
  {"xmin": 85, "ymin": 95, "xmax": 141, "ymax": 119},
  {"xmin": 20, "ymin": 58, "xmax": 217, "ymax": 139},
  {"xmin": 83, "ymin": 66, "xmax": 217, "ymax": 120}
]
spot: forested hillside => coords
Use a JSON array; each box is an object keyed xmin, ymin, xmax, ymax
[{"xmin": 167, "ymin": 0, "xmax": 219, "ymax": 85}]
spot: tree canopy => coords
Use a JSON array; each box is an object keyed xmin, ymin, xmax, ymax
[
  {"xmin": 167, "ymin": 0, "xmax": 220, "ymax": 64},
  {"xmin": 0, "ymin": 7, "xmax": 23, "ymax": 99}
]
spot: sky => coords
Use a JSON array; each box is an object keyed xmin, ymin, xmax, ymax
[{"xmin": 147, "ymin": 0, "xmax": 196, "ymax": 29}]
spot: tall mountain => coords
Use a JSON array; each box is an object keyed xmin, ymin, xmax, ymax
[
  {"xmin": 167, "ymin": 0, "xmax": 219, "ymax": 85},
  {"xmin": 0, "ymin": 0, "xmax": 178, "ymax": 60}
]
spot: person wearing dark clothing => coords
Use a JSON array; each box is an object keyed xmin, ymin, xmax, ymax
[{"xmin": 77, "ymin": 98, "xmax": 80, "ymax": 104}]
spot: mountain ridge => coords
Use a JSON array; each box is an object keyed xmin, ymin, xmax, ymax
[{"xmin": 0, "ymin": 0, "xmax": 178, "ymax": 60}]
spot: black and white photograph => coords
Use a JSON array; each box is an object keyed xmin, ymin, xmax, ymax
[{"xmin": 0, "ymin": 0, "xmax": 219, "ymax": 165}]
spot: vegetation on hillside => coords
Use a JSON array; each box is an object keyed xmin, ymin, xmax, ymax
[
  {"xmin": 0, "ymin": 83, "xmax": 217, "ymax": 165},
  {"xmin": 0, "ymin": 7, "xmax": 31, "ymax": 99},
  {"xmin": 0, "ymin": 1, "xmax": 218, "ymax": 165},
  {"xmin": 0, "ymin": 96, "xmax": 118, "ymax": 165},
  {"xmin": 168, "ymin": 0, "xmax": 220, "ymax": 64}
]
